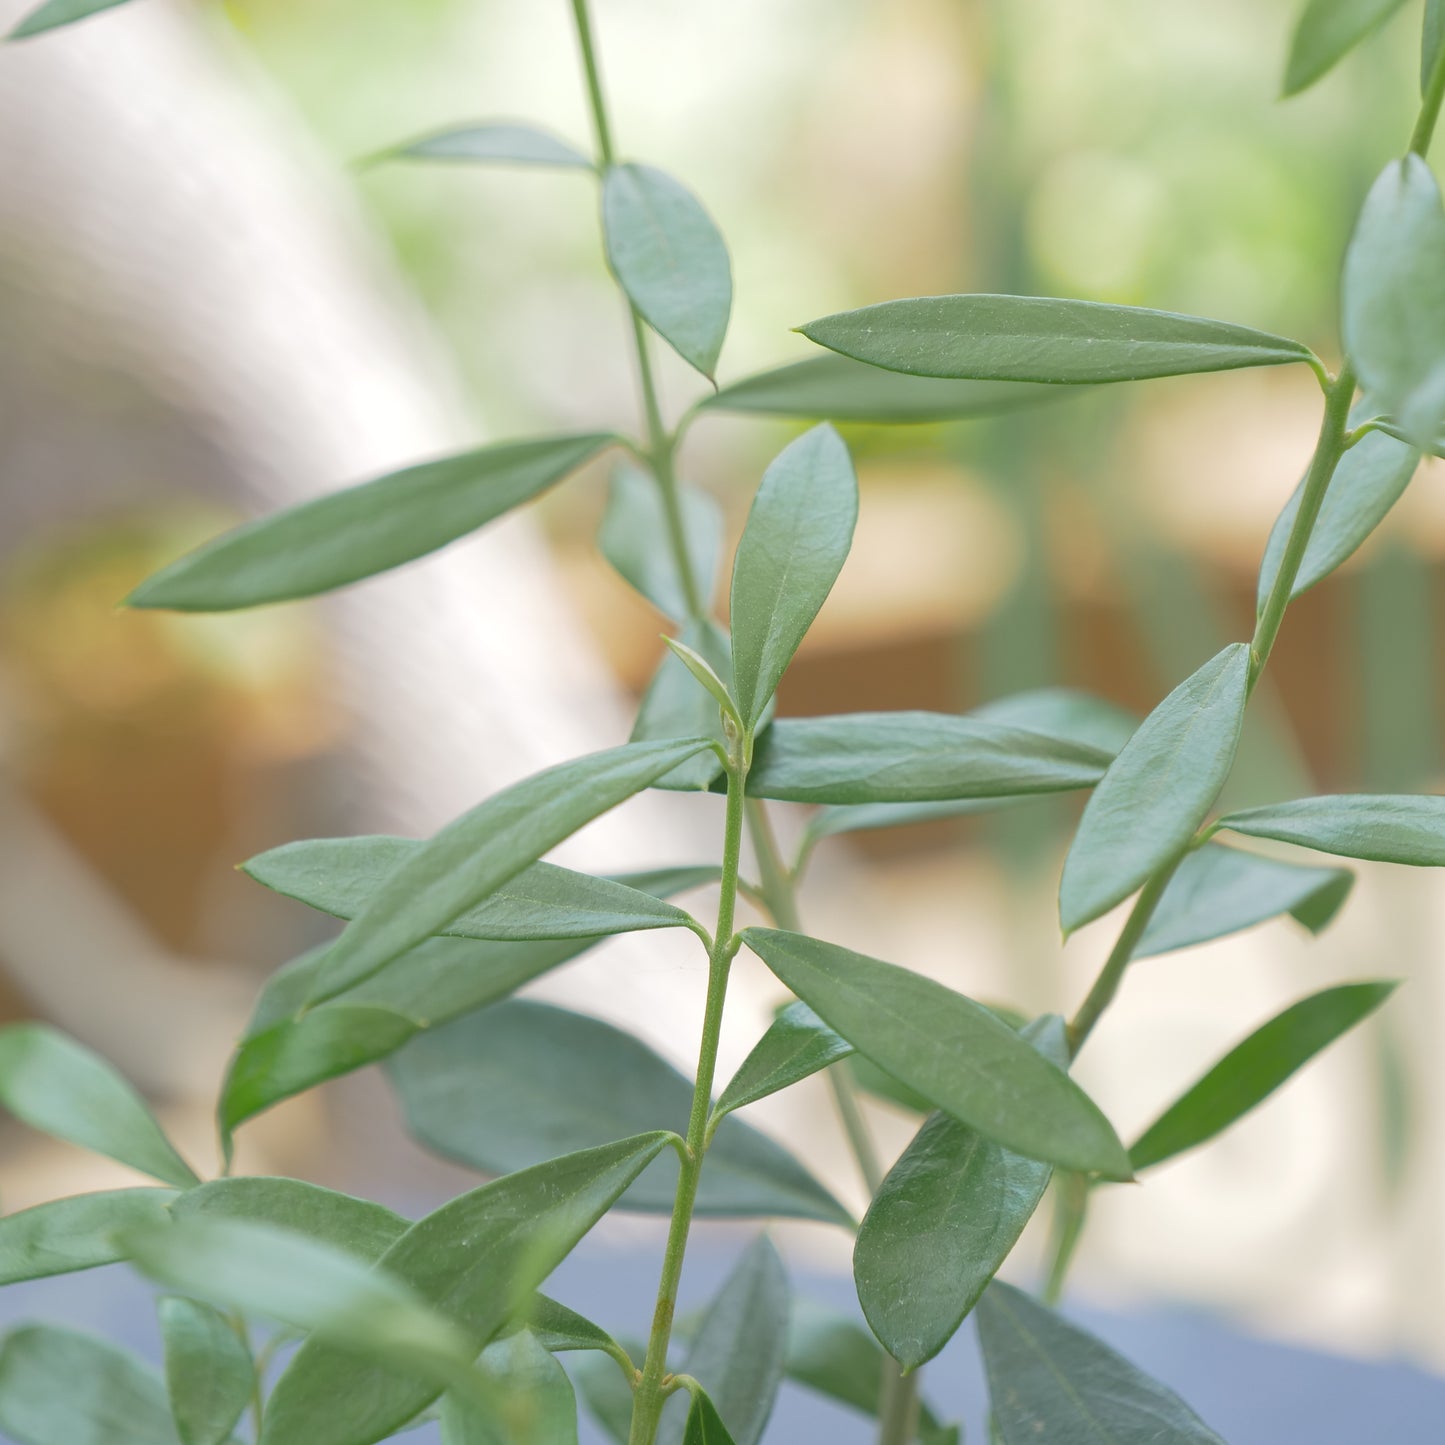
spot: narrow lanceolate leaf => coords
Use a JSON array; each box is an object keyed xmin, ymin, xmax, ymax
[
  {"xmin": 704, "ymin": 354, "xmax": 1063, "ymax": 423},
  {"xmin": 309, "ymin": 737, "xmax": 713, "ymax": 1002},
  {"xmin": 1130, "ymin": 981, "xmax": 1398, "ymax": 1170},
  {"xmin": 600, "ymin": 464, "xmax": 722, "ymax": 620},
  {"xmin": 1282, "ymin": 0, "xmax": 1410, "ymax": 96},
  {"xmin": 261, "ymin": 1134, "xmax": 670, "ymax": 1445},
  {"xmin": 171, "ymin": 1177, "xmax": 409, "ymax": 1264},
  {"xmin": 729, "ymin": 425, "xmax": 858, "ymax": 728},
  {"xmin": 799, "ymin": 689, "xmax": 1134, "ymax": 847},
  {"xmin": 854, "ymin": 1018, "xmax": 1066, "ymax": 1370},
  {"xmin": 744, "ymin": 928, "xmax": 1131, "ymax": 1178},
  {"xmin": 440, "ymin": 1332, "xmax": 578, "ymax": 1445},
  {"xmin": 978, "ymin": 1282, "xmax": 1226, "ymax": 1445},
  {"xmin": 748, "ymin": 712, "xmax": 1111, "ymax": 806},
  {"xmin": 221, "ymin": 863, "xmax": 719, "ymax": 1142},
  {"xmin": 1218, "ymin": 793, "xmax": 1445, "ymax": 865},
  {"xmin": 373, "ymin": 121, "xmax": 591, "ymax": 170},
  {"xmin": 159, "ymin": 1298, "xmax": 254, "ymax": 1445},
  {"xmin": 683, "ymin": 1391, "xmax": 738, "ymax": 1445},
  {"xmin": 631, "ymin": 620, "xmax": 733, "ymax": 791},
  {"xmin": 603, "ymin": 163, "xmax": 732, "ymax": 378},
  {"xmin": 1256, "ymin": 426, "xmax": 1419, "ymax": 610},
  {"xmin": 388, "ymin": 1002, "xmax": 849, "ymax": 1225},
  {"xmin": 1425, "ymin": 0, "xmax": 1445, "ymax": 92},
  {"xmin": 1060, "ymin": 643, "xmax": 1251, "ymax": 933},
  {"xmin": 0, "ymin": 1189, "xmax": 176, "ymax": 1285},
  {"xmin": 663, "ymin": 636, "xmax": 741, "ymax": 727},
  {"xmin": 715, "ymin": 1002, "xmax": 853, "ymax": 1117},
  {"xmin": 784, "ymin": 1302, "xmax": 958, "ymax": 1444},
  {"xmin": 970, "ymin": 687, "xmax": 1140, "ymax": 755},
  {"xmin": 0, "ymin": 1325, "xmax": 180, "ymax": 1445},
  {"xmin": 10, "ymin": 0, "xmax": 133, "ymax": 39},
  {"xmin": 221, "ymin": 937, "xmax": 598, "ymax": 1142},
  {"xmin": 126, "ymin": 1219, "xmax": 478, "ymax": 1393},
  {"xmin": 799, "ymin": 295, "xmax": 1316, "ymax": 385},
  {"xmin": 1134, "ymin": 842, "xmax": 1353, "ymax": 958},
  {"xmin": 243, "ymin": 836, "xmax": 703, "ymax": 943},
  {"xmin": 127, "ymin": 433, "xmax": 614, "ymax": 612},
  {"xmin": 1342, "ymin": 157, "xmax": 1445, "ymax": 449},
  {"xmin": 0, "ymin": 1025, "xmax": 199, "ymax": 1188},
  {"xmin": 657, "ymin": 1238, "xmax": 790, "ymax": 1445},
  {"xmin": 523, "ymin": 1296, "xmax": 624, "ymax": 1358}
]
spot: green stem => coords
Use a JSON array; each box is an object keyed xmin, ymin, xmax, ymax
[
  {"xmin": 627, "ymin": 764, "xmax": 747, "ymax": 1445},
  {"xmin": 569, "ymin": 0, "xmax": 707, "ymax": 623},
  {"xmin": 1042, "ymin": 1172, "xmax": 1090, "ymax": 1307},
  {"xmin": 1413, "ymin": 38, "xmax": 1445, "ymax": 157},
  {"xmin": 1248, "ymin": 365, "xmax": 1356, "ymax": 688},
  {"xmin": 1066, "ymin": 857, "xmax": 1181, "ymax": 1060}
]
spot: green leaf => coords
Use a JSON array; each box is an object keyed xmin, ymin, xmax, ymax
[
  {"xmin": 260, "ymin": 1134, "xmax": 669, "ymax": 1445},
  {"xmin": 799, "ymin": 295, "xmax": 1315, "ymax": 385},
  {"xmin": 663, "ymin": 636, "xmax": 741, "ymax": 728},
  {"xmin": 221, "ymin": 937, "xmax": 600, "ymax": 1143},
  {"xmin": 0, "ymin": 1324, "xmax": 180, "ymax": 1445},
  {"xmin": 373, "ymin": 121, "xmax": 591, "ymax": 170},
  {"xmin": 715, "ymin": 1002, "xmax": 853, "ymax": 1117},
  {"xmin": 1282, "ymin": 0, "xmax": 1410, "ymax": 95},
  {"xmin": 1060, "ymin": 643, "xmax": 1251, "ymax": 933},
  {"xmin": 221, "ymin": 868, "xmax": 716, "ymax": 1148},
  {"xmin": 0, "ymin": 1025, "xmax": 199, "ymax": 1188},
  {"xmin": 1256, "ymin": 426, "xmax": 1419, "ymax": 610},
  {"xmin": 743, "ymin": 928, "xmax": 1131, "ymax": 1178},
  {"xmin": 523, "ymin": 1296, "xmax": 624, "ymax": 1358},
  {"xmin": 704, "ymin": 354, "xmax": 1065, "ymax": 423},
  {"xmin": 159, "ymin": 1298, "xmax": 254, "ymax": 1445},
  {"xmin": 125, "ymin": 1218, "xmax": 479, "ymax": 1396},
  {"xmin": 1135, "ymin": 842, "xmax": 1353, "ymax": 959},
  {"xmin": 599, "ymin": 464, "xmax": 722, "ymax": 621},
  {"xmin": 853, "ymin": 1017, "xmax": 1066, "ymax": 1369},
  {"xmin": 243, "ymin": 836, "xmax": 703, "ymax": 944},
  {"xmin": 1342, "ymin": 157, "xmax": 1445, "ymax": 449},
  {"xmin": 846, "ymin": 1055, "xmax": 936, "ymax": 1115},
  {"xmin": 171, "ymin": 1178, "xmax": 409, "ymax": 1263},
  {"xmin": 602, "ymin": 163, "xmax": 732, "ymax": 378},
  {"xmin": 799, "ymin": 690, "xmax": 1134, "ymax": 847},
  {"xmin": 1130, "ymin": 981, "xmax": 1399, "ymax": 1170},
  {"xmin": 1218, "ymin": 793, "xmax": 1445, "ymax": 864},
  {"xmin": 440, "ymin": 1332, "xmax": 578, "ymax": 1445},
  {"xmin": 127, "ymin": 434, "xmax": 614, "ymax": 612},
  {"xmin": 631, "ymin": 621, "xmax": 733, "ymax": 791},
  {"xmin": 728, "ymin": 425, "xmax": 858, "ymax": 728},
  {"xmin": 978, "ymin": 1281, "xmax": 1226, "ymax": 1444},
  {"xmin": 9, "ymin": 0, "xmax": 132, "ymax": 39},
  {"xmin": 657, "ymin": 1237, "xmax": 790, "ymax": 1445},
  {"xmin": 970, "ymin": 687, "xmax": 1140, "ymax": 754},
  {"xmin": 748, "ymin": 711, "xmax": 1112, "ymax": 807},
  {"xmin": 388, "ymin": 1001, "xmax": 850, "ymax": 1225},
  {"xmin": 783, "ymin": 1302, "xmax": 957, "ymax": 1444},
  {"xmin": 309, "ymin": 737, "xmax": 713, "ymax": 1002},
  {"xmin": 0, "ymin": 1189, "xmax": 177, "ymax": 1285},
  {"xmin": 1425, "ymin": 0, "xmax": 1445, "ymax": 91},
  {"xmin": 683, "ymin": 1390, "xmax": 737, "ymax": 1445}
]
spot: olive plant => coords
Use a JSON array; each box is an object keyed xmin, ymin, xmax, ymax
[{"xmin": 1, "ymin": 0, "xmax": 1441, "ymax": 1442}]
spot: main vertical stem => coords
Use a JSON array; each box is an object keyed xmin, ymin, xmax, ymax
[
  {"xmin": 570, "ymin": 0, "xmax": 706, "ymax": 623},
  {"xmin": 628, "ymin": 767, "xmax": 747, "ymax": 1445}
]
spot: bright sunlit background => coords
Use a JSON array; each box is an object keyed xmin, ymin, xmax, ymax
[{"xmin": 2, "ymin": 0, "xmax": 1444, "ymax": 1435}]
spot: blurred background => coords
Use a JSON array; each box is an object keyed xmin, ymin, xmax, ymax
[{"xmin": 2, "ymin": 0, "xmax": 1444, "ymax": 1437}]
